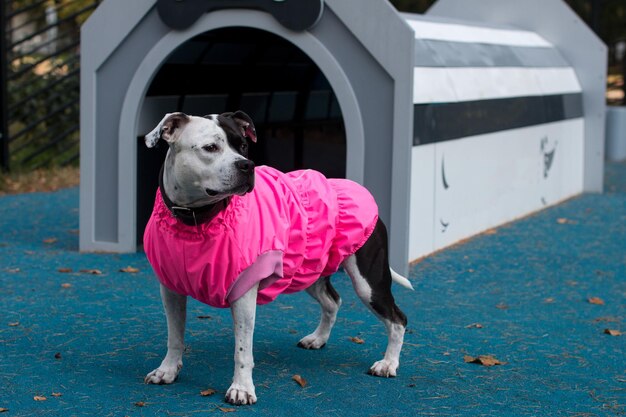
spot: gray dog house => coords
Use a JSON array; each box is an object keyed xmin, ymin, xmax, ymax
[{"xmin": 80, "ymin": 0, "xmax": 606, "ymax": 273}]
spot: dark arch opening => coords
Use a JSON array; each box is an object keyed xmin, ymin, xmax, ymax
[{"xmin": 136, "ymin": 27, "xmax": 347, "ymax": 244}]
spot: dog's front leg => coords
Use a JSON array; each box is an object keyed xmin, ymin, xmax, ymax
[
  {"xmin": 225, "ymin": 283, "xmax": 259, "ymax": 405},
  {"xmin": 145, "ymin": 284, "xmax": 187, "ymax": 384}
]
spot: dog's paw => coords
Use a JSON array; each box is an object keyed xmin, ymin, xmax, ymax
[
  {"xmin": 225, "ymin": 383, "xmax": 257, "ymax": 405},
  {"xmin": 144, "ymin": 362, "xmax": 182, "ymax": 385},
  {"xmin": 297, "ymin": 333, "xmax": 327, "ymax": 350},
  {"xmin": 368, "ymin": 359, "xmax": 398, "ymax": 378}
]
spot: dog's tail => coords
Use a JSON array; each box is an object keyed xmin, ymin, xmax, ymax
[{"xmin": 390, "ymin": 268, "xmax": 414, "ymax": 290}]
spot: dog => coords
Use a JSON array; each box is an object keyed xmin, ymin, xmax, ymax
[{"xmin": 142, "ymin": 111, "xmax": 412, "ymax": 405}]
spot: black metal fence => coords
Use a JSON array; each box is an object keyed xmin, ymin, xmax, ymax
[{"xmin": 0, "ymin": 0, "xmax": 99, "ymax": 171}]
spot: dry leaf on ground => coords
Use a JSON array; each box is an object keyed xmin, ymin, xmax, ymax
[
  {"xmin": 134, "ymin": 402, "xmax": 146, "ymax": 407},
  {"xmin": 217, "ymin": 406, "xmax": 237, "ymax": 413},
  {"xmin": 465, "ymin": 323, "xmax": 483, "ymax": 329},
  {"xmin": 33, "ymin": 396, "xmax": 47, "ymax": 401},
  {"xmin": 57, "ymin": 268, "xmax": 72, "ymax": 273},
  {"xmin": 544, "ymin": 298, "xmax": 555, "ymax": 303},
  {"xmin": 588, "ymin": 297, "xmax": 605, "ymax": 305},
  {"xmin": 464, "ymin": 355, "xmax": 506, "ymax": 366},
  {"xmin": 556, "ymin": 218, "xmax": 576, "ymax": 225},
  {"xmin": 43, "ymin": 238, "xmax": 57, "ymax": 244},
  {"xmin": 292, "ymin": 374, "xmax": 307, "ymax": 388},
  {"xmin": 79, "ymin": 269, "xmax": 102, "ymax": 275},
  {"xmin": 604, "ymin": 329, "xmax": 622, "ymax": 336},
  {"xmin": 200, "ymin": 388, "xmax": 216, "ymax": 397},
  {"xmin": 51, "ymin": 393, "xmax": 62, "ymax": 397},
  {"xmin": 120, "ymin": 266, "xmax": 140, "ymax": 273},
  {"xmin": 0, "ymin": 408, "xmax": 8, "ymax": 413},
  {"xmin": 594, "ymin": 317, "xmax": 620, "ymax": 323},
  {"xmin": 8, "ymin": 322, "xmax": 19, "ymax": 327},
  {"xmin": 496, "ymin": 303, "xmax": 509, "ymax": 310},
  {"xmin": 349, "ymin": 336, "xmax": 365, "ymax": 344},
  {"xmin": 61, "ymin": 283, "xmax": 72, "ymax": 289}
]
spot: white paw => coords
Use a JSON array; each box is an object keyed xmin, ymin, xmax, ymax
[
  {"xmin": 144, "ymin": 362, "xmax": 182, "ymax": 385},
  {"xmin": 225, "ymin": 382, "xmax": 257, "ymax": 405},
  {"xmin": 368, "ymin": 359, "xmax": 398, "ymax": 378},
  {"xmin": 297, "ymin": 333, "xmax": 328, "ymax": 350}
]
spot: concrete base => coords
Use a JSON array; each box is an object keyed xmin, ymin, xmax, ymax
[{"xmin": 606, "ymin": 106, "xmax": 626, "ymax": 161}]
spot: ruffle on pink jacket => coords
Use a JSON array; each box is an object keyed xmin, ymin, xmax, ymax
[{"xmin": 144, "ymin": 166, "xmax": 378, "ymax": 308}]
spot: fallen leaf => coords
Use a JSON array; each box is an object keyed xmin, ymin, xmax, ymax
[
  {"xmin": 496, "ymin": 303, "xmax": 509, "ymax": 310},
  {"xmin": 51, "ymin": 393, "xmax": 62, "ymax": 397},
  {"xmin": 33, "ymin": 396, "xmax": 47, "ymax": 401},
  {"xmin": 464, "ymin": 355, "xmax": 506, "ymax": 367},
  {"xmin": 588, "ymin": 297, "xmax": 605, "ymax": 305},
  {"xmin": 292, "ymin": 374, "xmax": 307, "ymax": 388},
  {"xmin": 217, "ymin": 406, "xmax": 237, "ymax": 413},
  {"xmin": 61, "ymin": 283, "xmax": 72, "ymax": 289},
  {"xmin": 79, "ymin": 269, "xmax": 102, "ymax": 275},
  {"xmin": 544, "ymin": 298, "xmax": 555, "ymax": 303},
  {"xmin": 349, "ymin": 336, "xmax": 365, "ymax": 344},
  {"xmin": 465, "ymin": 323, "xmax": 483, "ymax": 329},
  {"xmin": 556, "ymin": 218, "xmax": 576, "ymax": 225},
  {"xmin": 8, "ymin": 322, "xmax": 19, "ymax": 327},
  {"xmin": 200, "ymin": 388, "xmax": 216, "ymax": 397},
  {"xmin": 43, "ymin": 238, "xmax": 57, "ymax": 244},
  {"xmin": 57, "ymin": 268, "xmax": 72, "ymax": 273},
  {"xmin": 54, "ymin": 353, "xmax": 62, "ymax": 359},
  {"xmin": 0, "ymin": 408, "xmax": 8, "ymax": 413},
  {"xmin": 594, "ymin": 317, "xmax": 620, "ymax": 323},
  {"xmin": 119, "ymin": 266, "xmax": 139, "ymax": 273},
  {"xmin": 134, "ymin": 402, "xmax": 146, "ymax": 407},
  {"xmin": 604, "ymin": 329, "xmax": 622, "ymax": 336},
  {"xmin": 6, "ymin": 268, "xmax": 20, "ymax": 273}
]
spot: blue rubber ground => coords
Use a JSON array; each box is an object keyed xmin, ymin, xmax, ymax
[{"xmin": 1, "ymin": 162, "xmax": 624, "ymax": 416}]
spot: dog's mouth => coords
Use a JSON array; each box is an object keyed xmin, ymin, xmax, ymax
[{"xmin": 205, "ymin": 182, "xmax": 254, "ymax": 198}]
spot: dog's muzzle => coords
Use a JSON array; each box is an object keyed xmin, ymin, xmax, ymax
[{"xmin": 236, "ymin": 159, "xmax": 255, "ymax": 194}]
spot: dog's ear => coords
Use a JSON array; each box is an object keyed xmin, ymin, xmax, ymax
[
  {"xmin": 222, "ymin": 111, "xmax": 257, "ymax": 143},
  {"xmin": 145, "ymin": 112, "xmax": 190, "ymax": 148}
]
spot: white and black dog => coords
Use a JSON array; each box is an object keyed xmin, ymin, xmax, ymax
[{"xmin": 142, "ymin": 111, "xmax": 411, "ymax": 405}]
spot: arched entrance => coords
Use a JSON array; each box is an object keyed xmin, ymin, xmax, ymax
[
  {"xmin": 135, "ymin": 27, "xmax": 347, "ymax": 242},
  {"xmin": 117, "ymin": 11, "xmax": 366, "ymax": 250}
]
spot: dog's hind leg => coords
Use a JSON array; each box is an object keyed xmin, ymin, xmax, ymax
[
  {"xmin": 298, "ymin": 276, "xmax": 341, "ymax": 349},
  {"xmin": 342, "ymin": 219, "xmax": 407, "ymax": 377},
  {"xmin": 145, "ymin": 284, "xmax": 187, "ymax": 384}
]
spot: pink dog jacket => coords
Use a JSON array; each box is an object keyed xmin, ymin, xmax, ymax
[{"xmin": 144, "ymin": 166, "xmax": 378, "ymax": 308}]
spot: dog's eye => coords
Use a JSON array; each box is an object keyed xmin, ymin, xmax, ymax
[
  {"xmin": 240, "ymin": 142, "xmax": 248, "ymax": 152},
  {"xmin": 202, "ymin": 144, "xmax": 219, "ymax": 153}
]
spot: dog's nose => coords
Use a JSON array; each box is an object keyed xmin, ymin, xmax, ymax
[{"xmin": 235, "ymin": 159, "xmax": 255, "ymax": 173}]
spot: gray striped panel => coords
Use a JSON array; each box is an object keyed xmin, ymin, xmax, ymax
[{"xmin": 414, "ymin": 39, "xmax": 570, "ymax": 68}]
